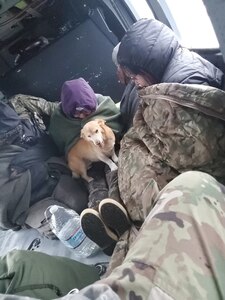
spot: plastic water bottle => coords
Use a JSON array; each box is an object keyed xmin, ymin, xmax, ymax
[{"xmin": 45, "ymin": 205, "xmax": 99, "ymax": 258}]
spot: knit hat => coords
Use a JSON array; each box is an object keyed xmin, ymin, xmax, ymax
[{"xmin": 61, "ymin": 78, "xmax": 97, "ymax": 117}]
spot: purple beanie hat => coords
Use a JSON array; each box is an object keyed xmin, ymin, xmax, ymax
[{"xmin": 61, "ymin": 78, "xmax": 97, "ymax": 117}]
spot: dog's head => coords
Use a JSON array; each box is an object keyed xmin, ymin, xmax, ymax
[{"xmin": 81, "ymin": 119, "xmax": 106, "ymax": 146}]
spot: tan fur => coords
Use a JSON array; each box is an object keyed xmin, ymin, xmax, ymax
[{"xmin": 67, "ymin": 119, "xmax": 118, "ymax": 182}]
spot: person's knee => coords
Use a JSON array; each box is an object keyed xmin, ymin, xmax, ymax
[
  {"xmin": 155, "ymin": 170, "xmax": 223, "ymax": 213},
  {"xmin": 167, "ymin": 171, "xmax": 215, "ymax": 190}
]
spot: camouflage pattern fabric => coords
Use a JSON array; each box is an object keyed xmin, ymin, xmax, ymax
[
  {"xmin": 1, "ymin": 171, "xmax": 224, "ymax": 299},
  {"xmin": 100, "ymin": 171, "xmax": 225, "ymax": 300},
  {"xmin": 9, "ymin": 94, "xmax": 58, "ymax": 118},
  {"xmin": 105, "ymin": 226, "xmax": 138, "ymax": 277},
  {"xmin": 8, "ymin": 94, "xmax": 58, "ymax": 133},
  {"xmin": 107, "ymin": 83, "xmax": 225, "ymax": 275},
  {"xmin": 118, "ymin": 83, "xmax": 225, "ymax": 224}
]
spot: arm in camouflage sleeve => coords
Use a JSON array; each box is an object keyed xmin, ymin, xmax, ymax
[{"xmin": 9, "ymin": 94, "xmax": 59, "ymax": 116}]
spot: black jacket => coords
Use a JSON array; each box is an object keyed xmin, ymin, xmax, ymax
[
  {"xmin": 120, "ymin": 81, "xmax": 139, "ymax": 133},
  {"xmin": 118, "ymin": 19, "xmax": 224, "ymax": 88}
]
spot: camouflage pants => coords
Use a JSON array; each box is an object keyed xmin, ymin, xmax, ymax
[{"xmin": 100, "ymin": 171, "xmax": 225, "ymax": 300}]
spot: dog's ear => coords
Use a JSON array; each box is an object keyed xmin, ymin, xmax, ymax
[{"xmin": 96, "ymin": 119, "xmax": 106, "ymax": 126}]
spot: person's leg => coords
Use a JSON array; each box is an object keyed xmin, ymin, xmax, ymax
[
  {"xmin": 105, "ymin": 169, "xmax": 121, "ymax": 203},
  {"xmin": 86, "ymin": 162, "xmax": 108, "ymax": 208},
  {"xmin": 99, "ymin": 170, "xmax": 131, "ymax": 236},
  {"xmin": 81, "ymin": 169, "xmax": 131, "ymax": 254},
  {"xmin": 98, "ymin": 171, "xmax": 225, "ymax": 299},
  {"xmin": 81, "ymin": 163, "xmax": 117, "ymax": 252}
]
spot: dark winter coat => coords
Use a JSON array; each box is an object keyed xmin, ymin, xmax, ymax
[
  {"xmin": 117, "ymin": 19, "xmax": 224, "ymax": 130},
  {"xmin": 118, "ymin": 18, "xmax": 224, "ymax": 87}
]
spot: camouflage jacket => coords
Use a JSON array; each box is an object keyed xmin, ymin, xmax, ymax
[
  {"xmin": 118, "ymin": 83, "xmax": 225, "ymax": 223},
  {"xmin": 8, "ymin": 94, "xmax": 58, "ymax": 132}
]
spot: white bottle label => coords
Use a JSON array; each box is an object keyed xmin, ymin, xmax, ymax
[{"xmin": 66, "ymin": 226, "xmax": 86, "ymax": 249}]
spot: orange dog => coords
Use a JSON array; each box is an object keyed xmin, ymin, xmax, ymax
[{"xmin": 67, "ymin": 119, "xmax": 118, "ymax": 182}]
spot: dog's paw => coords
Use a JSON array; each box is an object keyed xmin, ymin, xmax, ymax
[
  {"xmin": 84, "ymin": 176, "xmax": 94, "ymax": 183},
  {"xmin": 110, "ymin": 163, "xmax": 118, "ymax": 171},
  {"xmin": 72, "ymin": 171, "xmax": 79, "ymax": 178},
  {"xmin": 112, "ymin": 154, "xmax": 118, "ymax": 163}
]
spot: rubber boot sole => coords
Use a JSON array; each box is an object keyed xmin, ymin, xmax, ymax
[
  {"xmin": 99, "ymin": 198, "xmax": 131, "ymax": 237},
  {"xmin": 80, "ymin": 208, "xmax": 118, "ymax": 250}
]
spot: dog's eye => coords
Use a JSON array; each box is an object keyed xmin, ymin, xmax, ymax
[
  {"xmin": 95, "ymin": 129, "xmax": 98, "ymax": 133},
  {"xmin": 88, "ymin": 135, "xmax": 91, "ymax": 138}
]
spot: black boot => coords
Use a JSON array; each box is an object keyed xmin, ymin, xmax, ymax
[
  {"xmin": 99, "ymin": 198, "xmax": 131, "ymax": 238},
  {"xmin": 87, "ymin": 178, "xmax": 108, "ymax": 208},
  {"xmin": 80, "ymin": 208, "xmax": 118, "ymax": 252},
  {"xmin": 87, "ymin": 162, "xmax": 109, "ymax": 208},
  {"xmin": 105, "ymin": 169, "xmax": 121, "ymax": 202}
]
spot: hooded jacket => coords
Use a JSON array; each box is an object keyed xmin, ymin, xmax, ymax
[
  {"xmin": 117, "ymin": 19, "xmax": 224, "ymax": 87},
  {"xmin": 49, "ymin": 94, "xmax": 121, "ymax": 155},
  {"xmin": 61, "ymin": 78, "xmax": 97, "ymax": 117}
]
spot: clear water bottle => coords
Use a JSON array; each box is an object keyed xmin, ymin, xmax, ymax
[{"xmin": 45, "ymin": 205, "xmax": 99, "ymax": 258}]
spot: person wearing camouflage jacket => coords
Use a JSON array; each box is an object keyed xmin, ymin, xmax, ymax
[
  {"xmin": 101, "ymin": 82, "xmax": 225, "ymax": 274},
  {"xmin": 1, "ymin": 170, "xmax": 225, "ymax": 300},
  {"xmin": 115, "ymin": 18, "xmax": 224, "ymax": 132},
  {"xmin": 97, "ymin": 170, "xmax": 225, "ymax": 300}
]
